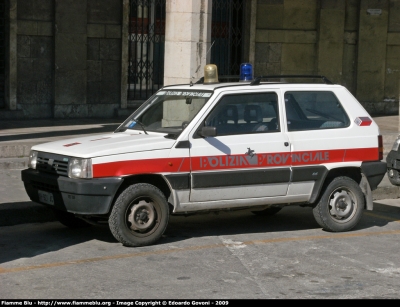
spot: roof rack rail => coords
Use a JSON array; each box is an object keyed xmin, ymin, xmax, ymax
[{"xmin": 250, "ymin": 75, "xmax": 333, "ymax": 86}]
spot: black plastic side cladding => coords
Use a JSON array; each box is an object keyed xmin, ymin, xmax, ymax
[
  {"xmin": 293, "ymin": 165, "xmax": 328, "ymax": 204},
  {"xmin": 192, "ymin": 168, "xmax": 290, "ymax": 188},
  {"xmin": 164, "ymin": 173, "xmax": 191, "ymax": 190}
]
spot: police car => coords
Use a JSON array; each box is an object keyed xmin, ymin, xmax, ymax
[{"xmin": 21, "ymin": 63, "xmax": 387, "ymax": 247}]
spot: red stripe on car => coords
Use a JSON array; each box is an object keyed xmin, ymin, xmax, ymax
[{"xmin": 92, "ymin": 147, "xmax": 379, "ymax": 178}]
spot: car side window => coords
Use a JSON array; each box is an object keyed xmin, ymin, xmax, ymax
[
  {"xmin": 285, "ymin": 91, "xmax": 350, "ymax": 131},
  {"xmin": 205, "ymin": 92, "xmax": 280, "ymax": 136}
]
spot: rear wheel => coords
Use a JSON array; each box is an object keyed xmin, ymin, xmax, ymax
[
  {"xmin": 109, "ymin": 183, "xmax": 169, "ymax": 247},
  {"xmin": 313, "ymin": 176, "xmax": 364, "ymax": 232}
]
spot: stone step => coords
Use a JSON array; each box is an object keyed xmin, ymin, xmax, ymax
[
  {"xmin": 0, "ymin": 142, "xmax": 38, "ymax": 159},
  {"xmin": 0, "ymin": 157, "xmax": 28, "ymax": 170}
]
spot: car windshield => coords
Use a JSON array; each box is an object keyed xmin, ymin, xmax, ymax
[{"xmin": 118, "ymin": 90, "xmax": 212, "ymax": 138}]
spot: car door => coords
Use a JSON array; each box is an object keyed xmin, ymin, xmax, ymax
[
  {"xmin": 283, "ymin": 89, "xmax": 352, "ymax": 201},
  {"xmin": 189, "ymin": 90, "xmax": 291, "ymax": 202}
]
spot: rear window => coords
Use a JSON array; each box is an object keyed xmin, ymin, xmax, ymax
[{"xmin": 284, "ymin": 91, "xmax": 350, "ymax": 131}]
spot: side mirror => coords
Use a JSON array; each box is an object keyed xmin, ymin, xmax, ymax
[{"xmin": 198, "ymin": 126, "xmax": 217, "ymax": 137}]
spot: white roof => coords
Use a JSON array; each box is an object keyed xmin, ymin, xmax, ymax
[{"xmin": 163, "ymin": 81, "xmax": 342, "ymax": 92}]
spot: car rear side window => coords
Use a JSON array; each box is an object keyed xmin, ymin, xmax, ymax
[{"xmin": 285, "ymin": 91, "xmax": 350, "ymax": 131}]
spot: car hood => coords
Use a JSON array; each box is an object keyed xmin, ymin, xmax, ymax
[{"xmin": 31, "ymin": 131, "xmax": 177, "ymax": 158}]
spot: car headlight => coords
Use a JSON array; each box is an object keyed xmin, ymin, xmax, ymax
[
  {"xmin": 68, "ymin": 158, "xmax": 93, "ymax": 179},
  {"xmin": 28, "ymin": 150, "xmax": 38, "ymax": 169},
  {"xmin": 392, "ymin": 136, "xmax": 400, "ymax": 151}
]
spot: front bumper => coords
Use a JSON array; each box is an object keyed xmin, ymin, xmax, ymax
[
  {"xmin": 21, "ymin": 169, "xmax": 123, "ymax": 215},
  {"xmin": 386, "ymin": 150, "xmax": 400, "ymax": 186}
]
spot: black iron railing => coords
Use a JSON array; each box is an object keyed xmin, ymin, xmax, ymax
[
  {"xmin": 211, "ymin": 0, "xmax": 245, "ymax": 78},
  {"xmin": 127, "ymin": 0, "xmax": 246, "ymax": 102},
  {"xmin": 128, "ymin": 0, "xmax": 166, "ymax": 102}
]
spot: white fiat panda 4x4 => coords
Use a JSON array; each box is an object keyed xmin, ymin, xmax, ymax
[{"xmin": 21, "ymin": 64, "xmax": 387, "ymax": 247}]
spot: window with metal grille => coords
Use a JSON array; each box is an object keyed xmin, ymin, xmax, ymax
[
  {"xmin": 211, "ymin": 0, "xmax": 245, "ymax": 80},
  {"xmin": 128, "ymin": 0, "xmax": 166, "ymax": 102},
  {"xmin": 127, "ymin": 0, "xmax": 246, "ymax": 102}
]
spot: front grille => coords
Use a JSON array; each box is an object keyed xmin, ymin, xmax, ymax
[{"xmin": 37, "ymin": 152, "xmax": 69, "ymax": 176}]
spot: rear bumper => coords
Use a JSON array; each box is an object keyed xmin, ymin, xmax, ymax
[{"xmin": 21, "ymin": 169, "xmax": 123, "ymax": 215}]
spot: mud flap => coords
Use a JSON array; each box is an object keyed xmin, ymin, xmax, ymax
[{"xmin": 360, "ymin": 173, "xmax": 373, "ymax": 211}]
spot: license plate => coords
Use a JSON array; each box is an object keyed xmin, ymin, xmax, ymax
[{"xmin": 38, "ymin": 190, "xmax": 54, "ymax": 205}]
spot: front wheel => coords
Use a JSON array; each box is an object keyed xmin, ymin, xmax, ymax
[
  {"xmin": 312, "ymin": 177, "xmax": 364, "ymax": 232},
  {"xmin": 109, "ymin": 183, "xmax": 169, "ymax": 247}
]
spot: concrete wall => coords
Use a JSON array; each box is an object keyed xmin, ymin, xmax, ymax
[
  {"xmin": 8, "ymin": 0, "xmax": 123, "ymax": 119},
  {"xmin": 3, "ymin": 0, "xmax": 400, "ymax": 119},
  {"xmin": 254, "ymin": 0, "xmax": 400, "ymax": 116},
  {"xmin": 16, "ymin": 0, "xmax": 54, "ymax": 118}
]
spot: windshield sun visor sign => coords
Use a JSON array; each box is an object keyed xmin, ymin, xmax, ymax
[{"xmin": 157, "ymin": 91, "xmax": 212, "ymax": 97}]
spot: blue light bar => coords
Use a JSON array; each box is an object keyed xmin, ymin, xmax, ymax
[{"xmin": 239, "ymin": 63, "xmax": 253, "ymax": 82}]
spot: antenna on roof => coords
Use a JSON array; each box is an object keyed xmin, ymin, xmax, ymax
[{"xmin": 190, "ymin": 41, "xmax": 215, "ymax": 86}]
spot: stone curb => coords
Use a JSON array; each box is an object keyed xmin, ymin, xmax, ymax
[
  {"xmin": 0, "ymin": 158, "xmax": 28, "ymax": 170},
  {"xmin": 0, "ymin": 203, "xmax": 56, "ymax": 227}
]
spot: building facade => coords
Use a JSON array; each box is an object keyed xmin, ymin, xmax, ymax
[{"xmin": 0, "ymin": 0, "xmax": 399, "ymax": 119}]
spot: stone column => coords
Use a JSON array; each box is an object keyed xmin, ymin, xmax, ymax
[
  {"xmin": 54, "ymin": 0, "xmax": 88, "ymax": 118},
  {"xmin": 163, "ymin": 0, "xmax": 212, "ymax": 86},
  {"xmin": 356, "ymin": 0, "xmax": 389, "ymax": 107},
  {"xmin": 317, "ymin": 0, "xmax": 345, "ymax": 83},
  {"xmin": 120, "ymin": 0, "xmax": 129, "ymax": 110},
  {"xmin": 6, "ymin": 0, "xmax": 17, "ymax": 111}
]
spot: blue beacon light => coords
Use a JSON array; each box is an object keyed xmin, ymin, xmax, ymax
[{"xmin": 239, "ymin": 63, "xmax": 253, "ymax": 82}]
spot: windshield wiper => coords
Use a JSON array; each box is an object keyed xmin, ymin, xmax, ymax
[{"xmin": 133, "ymin": 118, "xmax": 148, "ymax": 135}]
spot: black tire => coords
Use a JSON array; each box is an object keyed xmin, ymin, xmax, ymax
[
  {"xmin": 53, "ymin": 209, "xmax": 91, "ymax": 228},
  {"xmin": 312, "ymin": 176, "xmax": 364, "ymax": 232},
  {"xmin": 251, "ymin": 207, "xmax": 282, "ymax": 216},
  {"xmin": 108, "ymin": 183, "xmax": 169, "ymax": 247}
]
